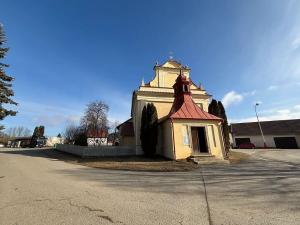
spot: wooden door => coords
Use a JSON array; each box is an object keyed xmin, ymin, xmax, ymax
[{"xmin": 191, "ymin": 127, "xmax": 200, "ymax": 153}]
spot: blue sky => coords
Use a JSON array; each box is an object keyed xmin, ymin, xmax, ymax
[{"xmin": 1, "ymin": 0, "xmax": 300, "ymax": 136}]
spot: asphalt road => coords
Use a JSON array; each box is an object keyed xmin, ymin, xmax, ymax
[{"xmin": 0, "ymin": 148, "xmax": 300, "ymax": 225}]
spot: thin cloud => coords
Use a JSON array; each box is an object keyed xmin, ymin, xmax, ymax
[
  {"xmin": 268, "ymin": 85, "xmax": 279, "ymax": 91},
  {"xmin": 230, "ymin": 105, "xmax": 300, "ymax": 123},
  {"xmin": 294, "ymin": 104, "xmax": 300, "ymax": 110},
  {"xmin": 221, "ymin": 89, "xmax": 256, "ymax": 108},
  {"xmin": 277, "ymin": 109, "xmax": 291, "ymax": 114},
  {"xmin": 33, "ymin": 114, "xmax": 81, "ymax": 127},
  {"xmin": 292, "ymin": 37, "xmax": 300, "ymax": 50},
  {"xmin": 222, "ymin": 91, "xmax": 243, "ymax": 108},
  {"xmin": 243, "ymin": 90, "xmax": 257, "ymax": 96}
]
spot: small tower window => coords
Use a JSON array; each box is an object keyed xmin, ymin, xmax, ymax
[{"xmin": 183, "ymin": 85, "xmax": 188, "ymax": 92}]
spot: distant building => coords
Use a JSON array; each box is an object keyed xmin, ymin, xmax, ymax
[
  {"xmin": 46, "ymin": 137, "xmax": 64, "ymax": 146},
  {"xmin": 117, "ymin": 59, "xmax": 226, "ymax": 160},
  {"xmin": 8, "ymin": 136, "xmax": 47, "ymax": 148},
  {"xmin": 8, "ymin": 137, "xmax": 32, "ymax": 148},
  {"xmin": 231, "ymin": 119, "xmax": 300, "ymax": 149},
  {"xmin": 117, "ymin": 118, "xmax": 134, "ymax": 146},
  {"xmin": 87, "ymin": 129, "xmax": 108, "ymax": 146}
]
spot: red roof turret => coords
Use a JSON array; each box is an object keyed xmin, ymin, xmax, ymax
[{"xmin": 168, "ymin": 72, "xmax": 222, "ymax": 120}]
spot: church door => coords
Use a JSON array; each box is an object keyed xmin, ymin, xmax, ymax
[
  {"xmin": 191, "ymin": 127, "xmax": 209, "ymax": 154},
  {"xmin": 191, "ymin": 127, "xmax": 200, "ymax": 153}
]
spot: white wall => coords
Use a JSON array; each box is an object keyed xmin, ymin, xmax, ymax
[
  {"xmin": 46, "ymin": 137, "xmax": 64, "ymax": 146},
  {"xmin": 233, "ymin": 134, "xmax": 300, "ymax": 148},
  {"xmin": 56, "ymin": 144, "xmax": 136, "ymax": 158}
]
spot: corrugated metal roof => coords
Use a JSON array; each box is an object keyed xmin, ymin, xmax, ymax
[{"xmin": 231, "ymin": 119, "xmax": 300, "ymax": 135}]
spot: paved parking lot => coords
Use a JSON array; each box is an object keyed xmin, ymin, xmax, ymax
[
  {"xmin": 202, "ymin": 149, "xmax": 300, "ymax": 225},
  {"xmin": 0, "ymin": 148, "xmax": 299, "ymax": 225}
]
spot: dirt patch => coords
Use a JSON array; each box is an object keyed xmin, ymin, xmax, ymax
[
  {"xmin": 45, "ymin": 149, "xmax": 200, "ymax": 172},
  {"xmin": 44, "ymin": 149, "xmax": 249, "ymax": 171},
  {"xmin": 76, "ymin": 158, "xmax": 200, "ymax": 172},
  {"xmin": 227, "ymin": 151, "xmax": 251, "ymax": 164}
]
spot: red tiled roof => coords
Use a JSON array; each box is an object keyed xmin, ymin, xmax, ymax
[
  {"xmin": 169, "ymin": 95, "xmax": 221, "ymax": 120},
  {"xmin": 87, "ymin": 129, "xmax": 108, "ymax": 138}
]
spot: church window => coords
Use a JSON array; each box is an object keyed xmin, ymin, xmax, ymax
[{"xmin": 182, "ymin": 125, "xmax": 190, "ymax": 146}]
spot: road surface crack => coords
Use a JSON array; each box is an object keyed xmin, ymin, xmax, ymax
[
  {"xmin": 67, "ymin": 200, "xmax": 126, "ymax": 224},
  {"xmin": 0, "ymin": 197, "xmax": 71, "ymax": 210},
  {"xmin": 68, "ymin": 200, "xmax": 104, "ymax": 213},
  {"xmin": 98, "ymin": 215, "xmax": 114, "ymax": 223},
  {"xmin": 200, "ymin": 167, "xmax": 213, "ymax": 225}
]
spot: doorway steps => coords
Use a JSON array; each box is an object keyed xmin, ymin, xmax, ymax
[{"xmin": 188, "ymin": 154, "xmax": 229, "ymax": 165}]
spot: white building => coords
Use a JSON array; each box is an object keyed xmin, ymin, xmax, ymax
[{"xmin": 231, "ymin": 119, "xmax": 300, "ymax": 149}]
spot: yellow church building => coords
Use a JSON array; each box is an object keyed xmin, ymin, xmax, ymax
[{"xmin": 118, "ymin": 59, "xmax": 226, "ymax": 160}]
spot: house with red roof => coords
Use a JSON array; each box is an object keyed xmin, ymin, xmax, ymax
[{"xmin": 118, "ymin": 59, "xmax": 226, "ymax": 160}]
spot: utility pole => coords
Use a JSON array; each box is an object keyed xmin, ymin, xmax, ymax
[{"xmin": 255, "ymin": 103, "xmax": 267, "ymax": 148}]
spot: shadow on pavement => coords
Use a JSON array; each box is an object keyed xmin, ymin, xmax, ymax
[
  {"xmin": 56, "ymin": 157, "xmax": 300, "ymax": 206},
  {"xmin": 1, "ymin": 148, "xmax": 300, "ymax": 208}
]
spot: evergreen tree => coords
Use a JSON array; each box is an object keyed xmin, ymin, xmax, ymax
[
  {"xmin": 74, "ymin": 132, "xmax": 88, "ymax": 146},
  {"xmin": 0, "ymin": 24, "xmax": 17, "ymax": 129},
  {"xmin": 218, "ymin": 101, "xmax": 230, "ymax": 155},
  {"xmin": 30, "ymin": 127, "xmax": 39, "ymax": 147},
  {"xmin": 208, "ymin": 99, "xmax": 220, "ymax": 117},
  {"xmin": 147, "ymin": 103, "xmax": 158, "ymax": 156},
  {"xmin": 32, "ymin": 127, "xmax": 39, "ymax": 137},
  {"xmin": 140, "ymin": 103, "xmax": 158, "ymax": 157},
  {"xmin": 30, "ymin": 125, "xmax": 45, "ymax": 147},
  {"xmin": 39, "ymin": 125, "xmax": 45, "ymax": 137},
  {"xmin": 140, "ymin": 105, "xmax": 148, "ymax": 154}
]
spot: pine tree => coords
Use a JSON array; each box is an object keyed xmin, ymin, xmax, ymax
[
  {"xmin": 147, "ymin": 103, "xmax": 158, "ymax": 156},
  {"xmin": 0, "ymin": 24, "xmax": 17, "ymax": 129},
  {"xmin": 39, "ymin": 125, "xmax": 45, "ymax": 137},
  {"xmin": 218, "ymin": 101, "xmax": 230, "ymax": 155},
  {"xmin": 140, "ymin": 105, "xmax": 148, "ymax": 153},
  {"xmin": 30, "ymin": 127, "xmax": 39, "ymax": 147},
  {"xmin": 208, "ymin": 99, "xmax": 220, "ymax": 117},
  {"xmin": 74, "ymin": 132, "xmax": 88, "ymax": 146},
  {"xmin": 30, "ymin": 125, "xmax": 45, "ymax": 147},
  {"xmin": 140, "ymin": 103, "xmax": 158, "ymax": 157}
]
